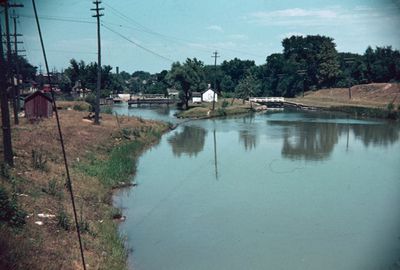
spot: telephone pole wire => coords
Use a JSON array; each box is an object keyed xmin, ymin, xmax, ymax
[
  {"xmin": 211, "ymin": 51, "xmax": 220, "ymax": 111},
  {"xmin": 91, "ymin": 1, "xmax": 104, "ymax": 125}
]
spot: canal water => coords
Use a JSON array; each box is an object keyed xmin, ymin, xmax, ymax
[{"xmin": 113, "ymin": 105, "xmax": 400, "ymax": 270}]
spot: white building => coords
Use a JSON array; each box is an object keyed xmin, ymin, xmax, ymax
[{"xmin": 202, "ymin": 89, "xmax": 217, "ymax": 103}]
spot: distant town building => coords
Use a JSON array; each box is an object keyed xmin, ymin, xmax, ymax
[
  {"xmin": 167, "ymin": 88, "xmax": 179, "ymax": 100},
  {"xmin": 24, "ymin": 91, "xmax": 53, "ymax": 120}
]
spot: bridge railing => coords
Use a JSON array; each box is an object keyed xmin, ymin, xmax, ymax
[{"xmin": 249, "ymin": 97, "xmax": 285, "ymax": 103}]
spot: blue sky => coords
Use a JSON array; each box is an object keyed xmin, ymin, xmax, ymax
[{"xmin": 14, "ymin": 0, "xmax": 400, "ymax": 73}]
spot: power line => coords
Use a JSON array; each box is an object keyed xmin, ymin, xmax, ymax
[
  {"xmin": 31, "ymin": 1, "xmax": 87, "ymax": 269},
  {"xmin": 20, "ymin": 14, "xmax": 94, "ymax": 24},
  {"xmin": 102, "ymin": 3, "xmax": 265, "ymax": 58},
  {"xmin": 102, "ymin": 23, "xmax": 174, "ymax": 63}
]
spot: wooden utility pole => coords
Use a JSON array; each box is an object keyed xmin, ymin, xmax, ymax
[
  {"xmin": 344, "ymin": 58, "xmax": 355, "ymax": 100},
  {"xmin": 211, "ymin": 51, "xmax": 219, "ymax": 111},
  {"xmin": 11, "ymin": 10, "xmax": 23, "ymax": 124},
  {"xmin": 296, "ymin": 70, "xmax": 306, "ymax": 97},
  {"xmin": 91, "ymin": 1, "xmax": 103, "ymax": 125},
  {"xmin": 3, "ymin": 2, "xmax": 23, "ymax": 125},
  {"xmin": 0, "ymin": 2, "xmax": 13, "ymax": 166}
]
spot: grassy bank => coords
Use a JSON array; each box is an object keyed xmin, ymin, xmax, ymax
[
  {"xmin": 0, "ymin": 109, "xmax": 168, "ymax": 270},
  {"xmin": 287, "ymin": 83, "xmax": 400, "ymax": 119}
]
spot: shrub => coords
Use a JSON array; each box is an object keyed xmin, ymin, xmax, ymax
[
  {"xmin": 57, "ymin": 208, "xmax": 70, "ymax": 231},
  {"xmin": 0, "ymin": 187, "xmax": 26, "ymax": 228},
  {"xmin": 31, "ymin": 149, "xmax": 47, "ymax": 171},
  {"xmin": 387, "ymin": 102, "xmax": 394, "ymax": 112}
]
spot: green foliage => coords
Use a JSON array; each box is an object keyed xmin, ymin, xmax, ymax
[
  {"xmin": 31, "ymin": 149, "xmax": 48, "ymax": 171},
  {"xmin": 221, "ymin": 100, "xmax": 229, "ymax": 108},
  {"xmin": 101, "ymin": 106, "xmax": 113, "ymax": 114},
  {"xmin": 0, "ymin": 163, "xmax": 11, "ymax": 179},
  {"xmin": 167, "ymin": 58, "xmax": 206, "ymax": 109},
  {"xmin": 72, "ymin": 103, "xmax": 89, "ymax": 111},
  {"xmin": 387, "ymin": 102, "xmax": 395, "ymax": 112},
  {"xmin": 235, "ymin": 73, "xmax": 261, "ymax": 101},
  {"xmin": 57, "ymin": 208, "xmax": 70, "ymax": 231},
  {"xmin": 0, "ymin": 187, "xmax": 26, "ymax": 228},
  {"xmin": 77, "ymin": 141, "xmax": 143, "ymax": 187}
]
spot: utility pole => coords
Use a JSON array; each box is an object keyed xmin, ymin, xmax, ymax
[
  {"xmin": 296, "ymin": 70, "xmax": 306, "ymax": 97},
  {"xmin": 91, "ymin": 1, "xmax": 103, "ymax": 125},
  {"xmin": 344, "ymin": 58, "xmax": 355, "ymax": 100},
  {"xmin": 12, "ymin": 9, "xmax": 23, "ymax": 124},
  {"xmin": 3, "ymin": 2, "xmax": 23, "ymax": 125},
  {"xmin": 211, "ymin": 51, "xmax": 219, "ymax": 111},
  {"xmin": 0, "ymin": 2, "xmax": 13, "ymax": 166}
]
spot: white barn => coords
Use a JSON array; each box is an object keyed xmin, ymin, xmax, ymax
[{"xmin": 202, "ymin": 89, "xmax": 217, "ymax": 103}]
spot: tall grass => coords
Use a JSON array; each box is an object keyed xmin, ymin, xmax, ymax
[{"xmin": 77, "ymin": 141, "xmax": 142, "ymax": 188}]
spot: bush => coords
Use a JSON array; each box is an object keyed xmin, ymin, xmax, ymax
[
  {"xmin": 73, "ymin": 104, "xmax": 88, "ymax": 111},
  {"xmin": 57, "ymin": 208, "xmax": 70, "ymax": 231},
  {"xmin": 32, "ymin": 149, "xmax": 47, "ymax": 171},
  {"xmin": 387, "ymin": 102, "xmax": 394, "ymax": 112},
  {"xmin": 0, "ymin": 187, "xmax": 26, "ymax": 228},
  {"xmin": 221, "ymin": 100, "xmax": 229, "ymax": 108}
]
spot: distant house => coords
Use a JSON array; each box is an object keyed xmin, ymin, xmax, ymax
[
  {"xmin": 167, "ymin": 88, "xmax": 179, "ymax": 100},
  {"xmin": 24, "ymin": 91, "xmax": 53, "ymax": 120},
  {"xmin": 192, "ymin": 92, "xmax": 202, "ymax": 103},
  {"xmin": 202, "ymin": 88, "xmax": 217, "ymax": 103}
]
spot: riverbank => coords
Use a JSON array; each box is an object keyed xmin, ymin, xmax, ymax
[
  {"xmin": 286, "ymin": 83, "xmax": 400, "ymax": 119},
  {"xmin": 0, "ymin": 108, "xmax": 169, "ymax": 269}
]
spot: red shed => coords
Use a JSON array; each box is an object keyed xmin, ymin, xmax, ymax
[{"xmin": 24, "ymin": 91, "xmax": 53, "ymax": 120}]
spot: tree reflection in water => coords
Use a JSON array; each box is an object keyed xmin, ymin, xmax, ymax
[
  {"xmin": 168, "ymin": 125, "xmax": 207, "ymax": 157},
  {"xmin": 239, "ymin": 130, "xmax": 258, "ymax": 151},
  {"xmin": 268, "ymin": 120, "xmax": 400, "ymax": 161},
  {"xmin": 238, "ymin": 114, "xmax": 258, "ymax": 151}
]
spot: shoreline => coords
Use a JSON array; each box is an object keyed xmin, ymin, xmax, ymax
[{"xmin": 0, "ymin": 109, "xmax": 169, "ymax": 270}]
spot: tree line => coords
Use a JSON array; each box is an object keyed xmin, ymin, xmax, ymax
[{"xmin": 51, "ymin": 35, "xmax": 400, "ymax": 108}]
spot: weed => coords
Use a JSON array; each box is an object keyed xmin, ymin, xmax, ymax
[
  {"xmin": 0, "ymin": 163, "xmax": 11, "ymax": 179},
  {"xmin": 101, "ymin": 106, "xmax": 113, "ymax": 114},
  {"xmin": 31, "ymin": 149, "xmax": 47, "ymax": 171},
  {"xmin": 73, "ymin": 104, "xmax": 88, "ymax": 111},
  {"xmin": 387, "ymin": 102, "xmax": 394, "ymax": 112},
  {"xmin": 217, "ymin": 107, "xmax": 227, "ymax": 116},
  {"xmin": 221, "ymin": 100, "xmax": 229, "ymax": 108},
  {"xmin": 57, "ymin": 208, "xmax": 70, "ymax": 231},
  {"xmin": 0, "ymin": 187, "xmax": 26, "ymax": 228}
]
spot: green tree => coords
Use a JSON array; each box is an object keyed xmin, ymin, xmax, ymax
[
  {"xmin": 167, "ymin": 58, "xmax": 206, "ymax": 109},
  {"xmin": 235, "ymin": 73, "xmax": 260, "ymax": 104}
]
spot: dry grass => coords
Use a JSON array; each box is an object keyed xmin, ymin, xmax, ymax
[
  {"xmin": 288, "ymin": 83, "xmax": 400, "ymax": 109},
  {"xmin": 1, "ymin": 109, "xmax": 168, "ymax": 270}
]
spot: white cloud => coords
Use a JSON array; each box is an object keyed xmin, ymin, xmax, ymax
[
  {"xmin": 251, "ymin": 8, "xmax": 337, "ymax": 20},
  {"xmin": 279, "ymin": 32, "xmax": 305, "ymax": 39},
  {"xmin": 247, "ymin": 6, "xmax": 400, "ymax": 27},
  {"xmin": 228, "ymin": 34, "xmax": 248, "ymax": 40},
  {"xmin": 206, "ymin": 25, "xmax": 223, "ymax": 32}
]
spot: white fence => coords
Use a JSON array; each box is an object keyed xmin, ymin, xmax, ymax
[{"xmin": 249, "ymin": 97, "xmax": 285, "ymax": 103}]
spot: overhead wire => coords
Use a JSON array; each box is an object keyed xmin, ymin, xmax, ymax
[
  {"xmin": 102, "ymin": 23, "xmax": 174, "ymax": 63},
  {"xmin": 31, "ymin": 1, "xmax": 87, "ymax": 270},
  {"xmin": 102, "ymin": 2, "xmax": 265, "ymax": 58}
]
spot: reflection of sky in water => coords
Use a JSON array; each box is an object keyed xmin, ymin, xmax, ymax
[{"xmin": 115, "ymin": 107, "xmax": 400, "ymax": 270}]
